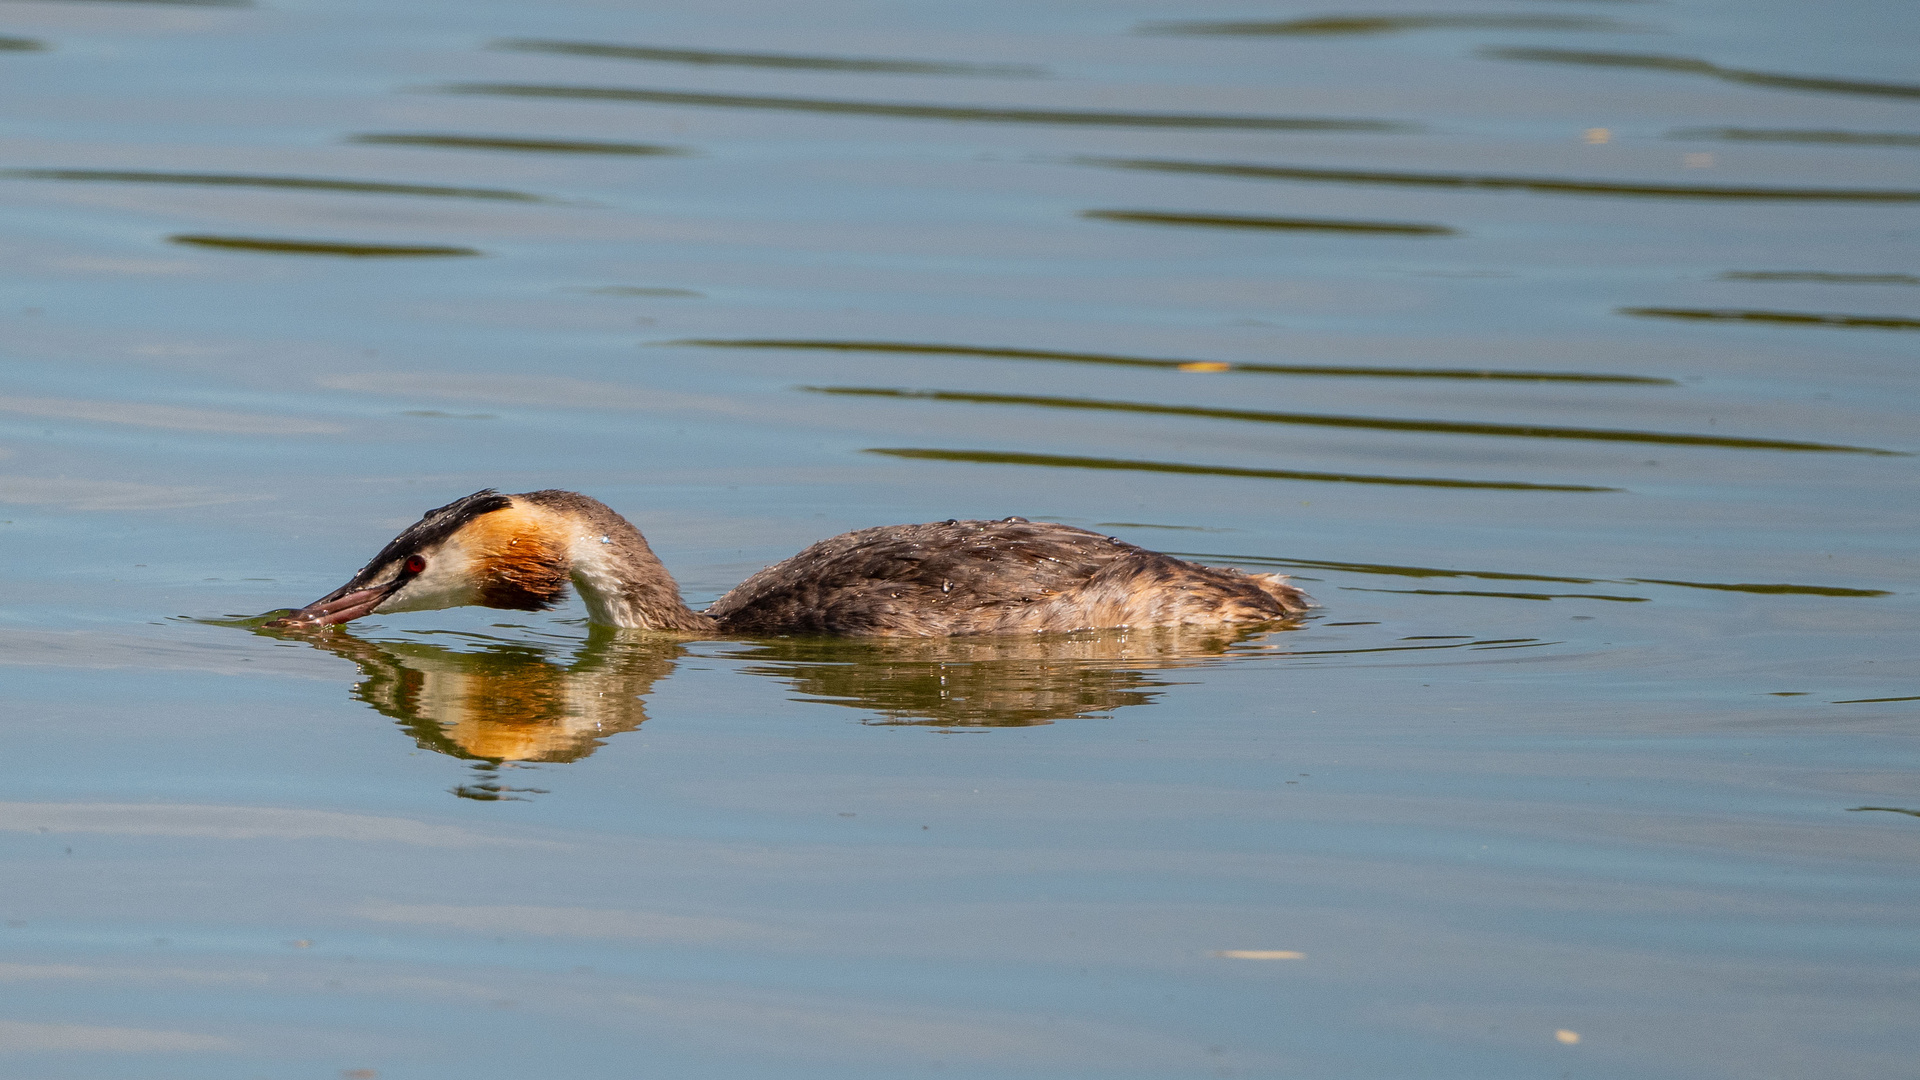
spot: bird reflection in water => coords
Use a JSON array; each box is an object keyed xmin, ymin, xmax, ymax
[
  {"xmin": 262, "ymin": 626, "xmax": 682, "ymax": 800},
  {"xmin": 719, "ymin": 625, "xmax": 1289, "ymax": 727},
  {"xmin": 257, "ymin": 621, "xmax": 1300, "ymax": 797}
]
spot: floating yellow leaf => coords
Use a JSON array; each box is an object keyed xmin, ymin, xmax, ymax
[
  {"xmin": 1555, "ymin": 1029, "xmax": 1581, "ymax": 1044},
  {"xmin": 1212, "ymin": 949, "xmax": 1305, "ymax": 959}
]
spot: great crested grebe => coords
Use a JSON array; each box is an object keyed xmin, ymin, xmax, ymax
[{"xmin": 270, "ymin": 489, "xmax": 1312, "ymax": 636}]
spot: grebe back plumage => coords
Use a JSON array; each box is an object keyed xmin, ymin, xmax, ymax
[{"xmin": 273, "ymin": 489, "xmax": 1311, "ymax": 635}]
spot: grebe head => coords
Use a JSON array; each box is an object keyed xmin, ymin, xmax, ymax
[{"xmin": 279, "ymin": 489, "xmax": 572, "ymax": 626}]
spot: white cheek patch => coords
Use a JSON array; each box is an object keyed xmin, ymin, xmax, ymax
[{"xmin": 373, "ymin": 542, "xmax": 483, "ymax": 615}]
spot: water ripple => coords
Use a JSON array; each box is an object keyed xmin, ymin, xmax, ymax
[
  {"xmin": 1083, "ymin": 209, "xmax": 1454, "ymax": 235},
  {"xmin": 491, "ymin": 39, "xmax": 1046, "ymax": 78},
  {"xmin": 1668, "ymin": 127, "xmax": 1920, "ymax": 148},
  {"xmin": 1719, "ymin": 271, "xmax": 1920, "ymax": 286},
  {"xmin": 1482, "ymin": 47, "xmax": 1920, "ymax": 100},
  {"xmin": 170, "ymin": 235, "xmax": 482, "ymax": 257},
  {"xmin": 435, "ymin": 84, "xmax": 1414, "ymax": 131},
  {"xmin": 1171, "ymin": 551, "xmax": 1894, "ymax": 597},
  {"xmin": 1142, "ymin": 14, "xmax": 1638, "ymax": 36},
  {"xmin": 1620, "ymin": 307, "xmax": 1920, "ymax": 330},
  {"xmin": 28, "ymin": 0, "xmax": 247, "ymax": 6},
  {"xmin": 584, "ymin": 286, "xmax": 702, "ymax": 297},
  {"xmin": 3, "ymin": 169, "xmax": 551, "ymax": 203},
  {"xmin": 812, "ymin": 387, "xmax": 1906, "ymax": 455},
  {"xmin": 866, "ymin": 448, "xmax": 1617, "ymax": 492},
  {"xmin": 1174, "ymin": 552, "xmax": 1605, "ymax": 585},
  {"xmin": 667, "ymin": 338, "xmax": 1672, "ymax": 384},
  {"xmin": 1625, "ymin": 579, "xmax": 1896, "ymax": 597},
  {"xmin": 347, "ymin": 133, "xmax": 689, "ymax": 156},
  {"xmin": 0, "ymin": 394, "xmax": 341, "ymax": 435},
  {"xmin": 1346, "ymin": 587, "xmax": 1650, "ymax": 602},
  {"xmin": 1079, "ymin": 157, "xmax": 1920, "ymax": 201}
]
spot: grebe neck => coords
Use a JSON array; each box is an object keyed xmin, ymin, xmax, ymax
[{"xmin": 514, "ymin": 489, "xmax": 715, "ymax": 633}]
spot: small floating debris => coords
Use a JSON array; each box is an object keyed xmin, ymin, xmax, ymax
[
  {"xmin": 170, "ymin": 235, "xmax": 482, "ymax": 257},
  {"xmin": 1212, "ymin": 949, "xmax": 1305, "ymax": 959},
  {"xmin": 1555, "ymin": 1030, "xmax": 1581, "ymax": 1045},
  {"xmin": 0, "ymin": 36, "xmax": 47, "ymax": 51}
]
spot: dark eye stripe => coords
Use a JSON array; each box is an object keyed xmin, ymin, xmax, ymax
[{"xmin": 349, "ymin": 490, "xmax": 510, "ymax": 582}]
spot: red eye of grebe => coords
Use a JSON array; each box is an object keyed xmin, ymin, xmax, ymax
[{"xmin": 404, "ymin": 555, "xmax": 427, "ymax": 574}]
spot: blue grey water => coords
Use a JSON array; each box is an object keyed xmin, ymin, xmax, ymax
[{"xmin": 1, "ymin": 0, "xmax": 1916, "ymax": 1076}]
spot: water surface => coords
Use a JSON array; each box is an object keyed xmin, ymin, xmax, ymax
[{"xmin": 1, "ymin": 0, "xmax": 1916, "ymax": 1078}]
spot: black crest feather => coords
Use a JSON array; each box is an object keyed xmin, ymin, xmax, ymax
[{"xmin": 340, "ymin": 489, "xmax": 513, "ymax": 589}]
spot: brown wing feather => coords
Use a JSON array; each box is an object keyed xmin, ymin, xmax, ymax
[{"xmin": 706, "ymin": 519, "xmax": 1308, "ymax": 636}]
